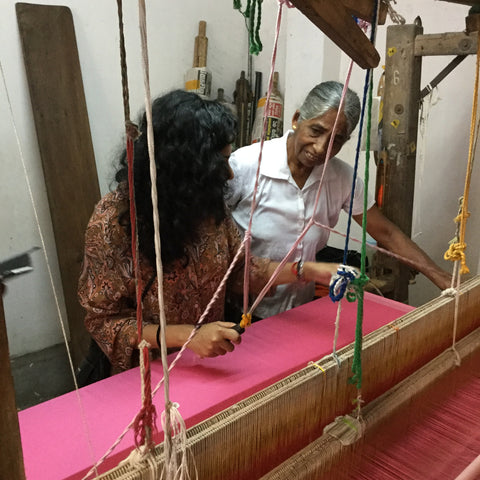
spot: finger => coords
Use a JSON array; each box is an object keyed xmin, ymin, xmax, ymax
[
  {"xmin": 231, "ymin": 324, "xmax": 245, "ymax": 335},
  {"xmin": 217, "ymin": 321, "xmax": 237, "ymax": 328}
]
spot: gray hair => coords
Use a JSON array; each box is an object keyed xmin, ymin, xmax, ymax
[{"xmin": 298, "ymin": 81, "xmax": 361, "ymax": 136}]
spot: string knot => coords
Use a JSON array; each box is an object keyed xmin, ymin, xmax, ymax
[
  {"xmin": 443, "ymin": 242, "xmax": 470, "ymax": 274},
  {"xmin": 240, "ymin": 313, "xmax": 252, "ymax": 329},
  {"xmin": 125, "ymin": 120, "xmax": 141, "ymax": 141},
  {"xmin": 329, "ymin": 265, "xmax": 365, "ymax": 303},
  {"xmin": 441, "ymin": 287, "xmax": 457, "ymax": 297}
]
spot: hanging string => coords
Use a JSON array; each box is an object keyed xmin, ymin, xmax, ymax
[
  {"xmin": 233, "ymin": 0, "xmax": 264, "ymax": 55},
  {"xmin": 443, "ymin": 32, "xmax": 480, "ymax": 276},
  {"xmin": 443, "ymin": 34, "xmax": 480, "ymax": 367},
  {"xmin": 241, "ymin": 0, "xmax": 293, "ymax": 327},
  {"xmin": 116, "ymin": 0, "xmax": 157, "ymax": 455},
  {"xmin": 137, "ymin": 1, "xmax": 177, "ymax": 477},
  {"xmin": 328, "ymin": 35, "xmax": 371, "ymax": 304},
  {"xmin": 349, "ymin": 0, "xmax": 380, "ymax": 391}
]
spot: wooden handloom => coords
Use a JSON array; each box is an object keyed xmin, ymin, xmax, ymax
[
  {"xmin": 95, "ymin": 276, "xmax": 480, "ymax": 480},
  {"xmin": 18, "ymin": 291, "xmax": 413, "ymax": 479},
  {"xmin": 18, "ymin": 276, "xmax": 479, "ymax": 479}
]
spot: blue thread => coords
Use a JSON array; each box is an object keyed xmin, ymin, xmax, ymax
[
  {"xmin": 342, "ymin": 5, "xmax": 379, "ymax": 266},
  {"xmin": 329, "ymin": 265, "xmax": 358, "ymax": 302}
]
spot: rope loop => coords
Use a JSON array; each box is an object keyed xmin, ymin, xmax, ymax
[{"xmin": 329, "ymin": 265, "xmax": 362, "ymax": 302}]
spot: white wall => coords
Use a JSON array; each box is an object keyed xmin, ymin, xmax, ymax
[{"xmin": 1, "ymin": 0, "xmax": 478, "ymax": 356}]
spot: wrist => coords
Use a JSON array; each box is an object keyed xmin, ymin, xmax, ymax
[{"xmin": 291, "ymin": 259, "xmax": 305, "ymax": 282}]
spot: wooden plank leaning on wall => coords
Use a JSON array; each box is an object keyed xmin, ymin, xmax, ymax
[{"xmin": 16, "ymin": 3, "xmax": 101, "ymax": 366}]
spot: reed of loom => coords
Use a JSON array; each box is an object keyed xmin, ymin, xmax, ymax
[{"xmin": 96, "ymin": 275, "xmax": 480, "ymax": 480}]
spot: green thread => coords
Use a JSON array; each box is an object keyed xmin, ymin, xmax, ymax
[
  {"xmin": 252, "ymin": 0, "xmax": 263, "ymax": 55},
  {"xmin": 345, "ymin": 273, "xmax": 369, "ymax": 302},
  {"xmin": 233, "ymin": 0, "xmax": 263, "ymax": 55},
  {"xmin": 350, "ymin": 68, "xmax": 375, "ymax": 390}
]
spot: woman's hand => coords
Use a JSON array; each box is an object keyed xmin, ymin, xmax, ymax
[{"xmin": 188, "ymin": 321, "xmax": 242, "ymax": 358}]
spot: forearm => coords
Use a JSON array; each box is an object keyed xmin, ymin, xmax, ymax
[
  {"xmin": 382, "ymin": 232, "xmax": 451, "ymax": 289},
  {"xmin": 361, "ymin": 206, "xmax": 452, "ymax": 291},
  {"xmin": 143, "ymin": 323, "xmax": 195, "ymax": 349},
  {"xmin": 267, "ymin": 261, "xmax": 338, "ymax": 286}
]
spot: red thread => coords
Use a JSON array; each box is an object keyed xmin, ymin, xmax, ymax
[{"xmin": 126, "ymin": 132, "xmax": 156, "ymax": 449}]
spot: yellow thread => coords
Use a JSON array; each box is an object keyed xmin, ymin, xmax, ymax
[
  {"xmin": 308, "ymin": 361, "xmax": 326, "ymax": 375},
  {"xmin": 239, "ymin": 313, "xmax": 252, "ymax": 329},
  {"xmin": 387, "ymin": 47, "xmax": 396, "ymax": 57},
  {"xmin": 391, "ymin": 119, "xmax": 400, "ymax": 128},
  {"xmin": 444, "ymin": 32, "xmax": 479, "ymax": 274}
]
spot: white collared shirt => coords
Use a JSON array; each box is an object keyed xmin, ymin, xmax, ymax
[{"xmin": 226, "ymin": 130, "xmax": 374, "ymax": 318}]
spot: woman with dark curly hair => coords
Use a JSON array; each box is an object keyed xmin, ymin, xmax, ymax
[{"xmin": 78, "ymin": 90, "xmax": 337, "ymax": 375}]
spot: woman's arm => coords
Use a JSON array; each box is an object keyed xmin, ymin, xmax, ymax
[
  {"xmin": 265, "ymin": 260, "xmax": 339, "ymax": 287},
  {"xmin": 353, "ymin": 205, "xmax": 452, "ymax": 290},
  {"xmin": 143, "ymin": 322, "xmax": 241, "ymax": 358}
]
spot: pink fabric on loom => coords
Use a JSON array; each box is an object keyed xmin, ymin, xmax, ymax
[
  {"xmin": 324, "ymin": 339, "xmax": 480, "ymax": 479},
  {"xmin": 18, "ymin": 293, "xmax": 412, "ymax": 480}
]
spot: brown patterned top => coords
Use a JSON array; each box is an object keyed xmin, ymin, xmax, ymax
[{"xmin": 78, "ymin": 183, "xmax": 271, "ymax": 372}]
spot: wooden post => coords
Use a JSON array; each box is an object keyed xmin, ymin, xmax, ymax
[
  {"xmin": 372, "ymin": 22, "xmax": 423, "ymax": 302},
  {"xmin": 0, "ymin": 284, "xmax": 26, "ymax": 479}
]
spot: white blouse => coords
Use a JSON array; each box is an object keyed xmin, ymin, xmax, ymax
[{"xmin": 226, "ymin": 131, "xmax": 374, "ymax": 319}]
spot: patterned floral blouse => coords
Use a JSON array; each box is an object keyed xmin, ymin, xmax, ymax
[{"xmin": 78, "ymin": 183, "xmax": 271, "ymax": 372}]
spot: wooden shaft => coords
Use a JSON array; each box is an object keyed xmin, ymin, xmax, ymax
[{"xmin": 193, "ymin": 20, "xmax": 208, "ymax": 68}]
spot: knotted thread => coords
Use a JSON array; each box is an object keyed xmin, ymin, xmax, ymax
[
  {"xmin": 329, "ymin": 265, "xmax": 360, "ymax": 303},
  {"xmin": 349, "ymin": 0, "xmax": 379, "ymax": 392},
  {"xmin": 117, "ymin": 0, "xmax": 157, "ymax": 455},
  {"xmin": 443, "ymin": 30, "xmax": 480, "ymax": 275}
]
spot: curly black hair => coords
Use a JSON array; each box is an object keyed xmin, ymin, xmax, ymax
[{"xmin": 115, "ymin": 90, "xmax": 237, "ymax": 267}]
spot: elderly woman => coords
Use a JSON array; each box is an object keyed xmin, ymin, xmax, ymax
[
  {"xmin": 78, "ymin": 89, "xmax": 337, "ymax": 375},
  {"xmin": 226, "ymin": 81, "xmax": 451, "ymax": 319}
]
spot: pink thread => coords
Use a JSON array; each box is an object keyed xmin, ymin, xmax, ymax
[{"xmin": 243, "ymin": 0, "xmax": 287, "ymax": 314}]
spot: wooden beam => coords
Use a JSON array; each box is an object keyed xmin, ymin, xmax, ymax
[
  {"xmin": 372, "ymin": 23, "xmax": 423, "ymax": 303},
  {"xmin": 289, "ymin": 0, "xmax": 380, "ymax": 69},
  {"xmin": 415, "ymin": 31, "xmax": 478, "ymax": 56},
  {"xmin": 0, "ymin": 284, "xmax": 26, "ymax": 480}
]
